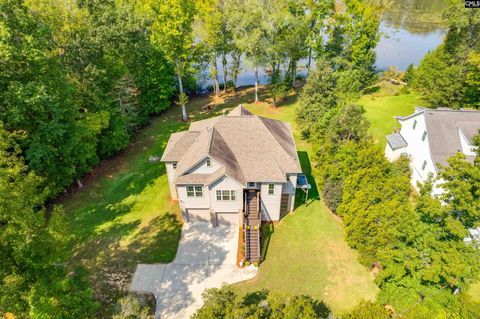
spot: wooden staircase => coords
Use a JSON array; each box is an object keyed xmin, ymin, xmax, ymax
[{"xmin": 244, "ymin": 190, "xmax": 261, "ymax": 263}]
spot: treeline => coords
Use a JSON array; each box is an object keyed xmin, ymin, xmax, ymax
[
  {"xmin": 0, "ymin": 0, "xmax": 176, "ymax": 317},
  {"xmin": 0, "ymin": 0, "xmax": 175, "ymax": 196},
  {"xmin": 406, "ymin": 1, "xmax": 480, "ymax": 109},
  {"xmin": 296, "ymin": 4, "xmax": 480, "ymax": 317}
]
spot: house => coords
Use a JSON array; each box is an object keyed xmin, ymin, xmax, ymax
[
  {"xmin": 385, "ymin": 107, "xmax": 480, "ymax": 195},
  {"xmin": 161, "ymin": 105, "xmax": 302, "ymax": 261}
]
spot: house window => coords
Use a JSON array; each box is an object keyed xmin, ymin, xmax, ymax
[
  {"xmin": 172, "ymin": 163, "xmax": 177, "ymax": 169},
  {"xmin": 206, "ymin": 158, "xmax": 211, "ymax": 167},
  {"xmin": 268, "ymin": 184, "xmax": 275, "ymax": 195},
  {"xmin": 422, "ymin": 131, "xmax": 427, "ymax": 141},
  {"xmin": 216, "ymin": 190, "xmax": 236, "ymax": 201},
  {"xmin": 422, "ymin": 160, "xmax": 427, "ymax": 170},
  {"xmin": 286, "ymin": 175, "xmax": 290, "ymax": 181},
  {"xmin": 413, "ymin": 120, "xmax": 417, "ymax": 130},
  {"xmin": 186, "ymin": 186, "xmax": 203, "ymax": 197},
  {"xmin": 248, "ymin": 182, "xmax": 255, "ymax": 187}
]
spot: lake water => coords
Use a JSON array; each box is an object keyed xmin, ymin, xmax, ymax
[{"xmin": 198, "ymin": 0, "xmax": 445, "ymax": 88}]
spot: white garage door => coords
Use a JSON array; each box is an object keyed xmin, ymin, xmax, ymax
[
  {"xmin": 216, "ymin": 212, "xmax": 239, "ymax": 226},
  {"xmin": 186, "ymin": 209, "xmax": 210, "ymax": 223}
]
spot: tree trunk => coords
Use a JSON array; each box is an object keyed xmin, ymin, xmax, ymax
[
  {"xmin": 212, "ymin": 57, "xmax": 220, "ymax": 97},
  {"xmin": 177, "ymin": 73, "xmax": 187, "ymax": 121},
  {"xmin": 254, "ymin": 66, "xmax": 259, "ymax": 103},
  {"xmin": 222, "ymin": 53, "xmax": 228, "ymax": 94},
  {"xmin": 272, "ymin": 95, "xmax": 276, "ymax": 108},
  {"xmin": 76, "ymin": 179, "xmax": 84, "ymax": 188},
  {"xmin": 232, "ymin": 52, "xmax": 241, "ymax": 93}
]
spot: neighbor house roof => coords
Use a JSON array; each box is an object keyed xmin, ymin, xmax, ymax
[
  {"xmin": 386, "ymin": 132, "xmax": 408, "ymax": 150},
  {"xmin": 161, "ymin": 105, "xmax": 302, "ymax": 185},
  {"xmin": 421, "ymin": 109, "xmax": 480, "ymax": 167}
]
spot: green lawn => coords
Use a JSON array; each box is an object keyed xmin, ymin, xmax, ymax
[
  {"xmin": 358, "ymin": 83, "xmax": 422, "ymax": 147},
  {"xmin": 59, "ymin": 86, "xmax": 378, "ymax": 316}
]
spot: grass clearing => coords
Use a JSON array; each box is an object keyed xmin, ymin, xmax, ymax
[
  {"xmin": 358, "ymin": 82, "xmax": 422, "ymax": 147},
  {"xmin": 58, "ymin": 85, "xmax": 378, "ymax": 316}
]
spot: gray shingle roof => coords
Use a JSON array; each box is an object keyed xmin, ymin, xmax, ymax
[
  {"xmin": 457, "ymin": 122, "xmax": 479, "ymax": 144},
  {"xmin": 423, "ymin": 109, "xmax": 480, "ymax": 167},
  {"xmin": 387, "ymin": 132, "xmax": 408, "ymax": 150},
  {"xmin": 162, "ymin": 105, "xmax": 302, "ymax": 185}
]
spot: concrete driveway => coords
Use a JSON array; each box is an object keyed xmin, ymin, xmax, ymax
[{"xmin": 130, "ymin": 222, "xmax": 257, "ymax": 319}]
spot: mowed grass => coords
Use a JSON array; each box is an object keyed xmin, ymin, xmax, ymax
[
  {"xmin": 59, "ymin": 85, "xmax": 378, "ymax": 316},
  {"xmin": 358, "ymin": 82, "xmax": 422, "ymax": 147}
]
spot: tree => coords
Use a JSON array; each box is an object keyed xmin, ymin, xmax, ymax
[
  {"xmin": 192, "ymin": 285, "xmax": 330, "ymax": 319},
  {"xmin": 295, "ymin": 60, "xmax": 339, "ymax": 139},
  {"xmin": 324, "ymin": 0, "xmax": 382, "ymax": 88},
  {"xmin": 411, "ymin": 46, "xmax": 466, "ymax": 108},
  {"xmin": 226, "ymin": 0, "xmax": 267, "ymax": 102},
  {"xmin": 0, "ymin": 124, "xmax": 97, "ymax": 317},
  {"xmin": 149, "ymin": 0, "xmax": 197, "ymax": 121},
  {"xmin": 410, "ymin": 0, "xmax": 480, "ymax": 109}
]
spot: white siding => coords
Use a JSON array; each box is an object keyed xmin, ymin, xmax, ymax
[
  {"xmin": 384, "ymin": 143, "xmax": 406, "ymax": 162},
  {"xmin": 209, "ymin": 176, "xmax": 243, "ymax": 213},
  {"xmin": 282, "ymin": 174, "xmax": 297, "ymax": 194},
  {"xmin": 187, "ymin": 157, "xmax": 221, "ymax": 174},
  {"xmin": 459, "ymin": 130, "xmax": 476, "ymax": 156},
  {"xmin": 260, "ymin": 183, "xmax": 282, "ymax": 221},
  {"xmin": 165, "ymin": 162, "xmax": 178, "ymax": 199},
  {"xmin": 177, "ymin": 185, "xmax": 210, "ymax": 209},
  {"xmin": 395, "ymin": 113, "xmax": 437, "ymax": 189}
]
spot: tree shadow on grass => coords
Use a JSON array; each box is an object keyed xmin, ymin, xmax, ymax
[
  {"xmin": 295, "ymin": 151, "xmax": 320, "ymax": 209},
  {"xmin": 241, "ymin": 289, "xmax": 269, "ymax": 306}
]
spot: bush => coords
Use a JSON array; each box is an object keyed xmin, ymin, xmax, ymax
[
  {"xmin": 113, "ymin": 293, "xmax": 155, "ymax": 319},
  {"xmin": 343, "ymin": 301, "xmax": 391, "ymax": 319},
  {"xmin": 322, "ymin": 178, "xmax": 343, "ymax": 213}
]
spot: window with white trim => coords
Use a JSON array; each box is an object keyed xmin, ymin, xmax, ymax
[
  {"xmin": 268, "ymin": 184, "xmax": 275, "ymax": 195},
  {"xmin": 186, "ymin": 186, "xmax": 203, "ymax": 197},
  {"xmin": 422, "ymin": 160, "xmax": 427, "ymax": 170},
  {"xmin": 206, "ymin": 158, "xmax": 211, "ymax": 167},
  {"xmin": 413, "ymin": 119, "xmax": 417, "ymax": 130},
  {"xmin": 172, "ymin": 163, "xmax": 177, "ymax": 169},
  {"xmin": 248, "ymin": 182, "xmax": 255, "ymax": 187},
  {"xmin": 216, "ymin": 190, "xmax": 236, "ymax": 201}
]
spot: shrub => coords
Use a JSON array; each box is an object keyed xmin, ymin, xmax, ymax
[
  {"xmin": 112, "ymin": 293, "xmax": 154, "ymax": 319},
  {"xmin": 322, "ymin": 177, "xmax": 343, "ymax": 213}
]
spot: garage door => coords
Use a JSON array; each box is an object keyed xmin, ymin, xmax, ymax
[
  {"xmin": 215, "ymin": 212, "xmax": 239, "ymax": 226},
  {"xmin": 186, "ymin": 209, "xmax": 211, "ymax": 223}
]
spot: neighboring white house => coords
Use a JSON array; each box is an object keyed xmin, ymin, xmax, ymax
[
  {"xmin": 161, "ymin": 105, "xmax": 302, "ymax": 227},
  {"xmin": 385, "ymin": 107, "xmax": 480, "ymax": 195}
]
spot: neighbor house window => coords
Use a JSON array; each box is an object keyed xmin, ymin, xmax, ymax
[
  {"xmin": 172, "ymin": 163, "xmax": 177, "ymax": 169},
  {"xmin": 268, "ymin": 184, "xmax": 275, "ymax": 195},
  {"xmin": 413, "ymin": 120, "xmax": 417, "ymax": 130},
  {"xmin": 206, "ymin": 158, "xmax": 211, "ymax": 167},
  {"xmin": 186, "ymin": 186, "xmax": 203, "ymax": 197},
  {"xmin": 216, "ymin": 190, "xmax": 236, "ymax": 201},
  {"xmin": 422, "ymin": 160, "xmax": 427, "ymax": 170},
  {"xmin": 422, "ymin": 131, "xmax": 427, "ymax": 141},
  {"xmin": 248, "ymin": 182, "xmax": 255, "ymax": 187}
]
